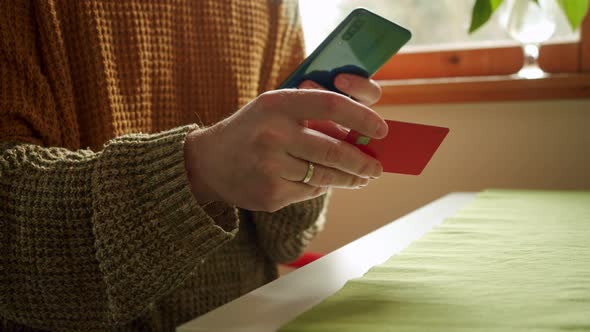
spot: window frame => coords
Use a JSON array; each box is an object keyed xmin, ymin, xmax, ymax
[{"xmin": 372, "ymin": 14, "xmax": 590, "ymax": 104}]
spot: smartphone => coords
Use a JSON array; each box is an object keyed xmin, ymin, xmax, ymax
[{"xmin": 278, "ymin": 8, "xmax": 411, "ymax": 92}]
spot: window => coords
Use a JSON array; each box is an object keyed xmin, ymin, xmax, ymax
[
  {"xmin": 299, "ymin": 0, "xmax": 578, "ymax": 54},
  {"xmin": 298, "ymin": 0, "xmax": 590, "ymax": 103}
]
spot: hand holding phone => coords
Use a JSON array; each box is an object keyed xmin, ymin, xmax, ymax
[
  {"xmin": 279, "ymin": 8, "xmax": 411, "ymax": 92},
  {"xmin": 281, "ymin": 8, "xmax": 449, "ymax": 175}
]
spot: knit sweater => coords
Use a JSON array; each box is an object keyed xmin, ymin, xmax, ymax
[{"xmin": 0, "ymin": 1, "xmax": 328, "ymax": 331}]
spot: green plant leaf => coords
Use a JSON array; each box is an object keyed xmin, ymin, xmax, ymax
[
  {"xmin": 557, "ymin": 0, "xmax": 589, "ymax": 30},
  {"xmin": 469, "ymin": 0, "xmax": 504, "ymax": 33},
  {"xmin": 490, "ymin": 1, "xmax": 505, "ymax": 13}
]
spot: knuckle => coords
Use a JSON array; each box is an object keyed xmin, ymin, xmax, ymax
[
  {"xmin": 360, "ymin": 109, "xmax": 374, "ymax": 133},
  {"xmin": 315, "ymin": 167, "xmax": 334, "ymax": 187},
  {"xmin": 353, "ymin": 176, "xmax": 367, "ymax": 188},
  {"xmin": 323, "ymin": 141, "xmax": 343, "ymax": 166},
  {"xmin": 258, "ymin": 90, "xmax": 288, "ymax": 109},
  {"xmin": 254, "ymin": 129, "xmax": 284, "ymax": 151},
  {"xmin": 324, "ymin": 93, "xmax": 341, "ymax": 113},
  {"xmin": 357, "ymin": 161, "xmax": 372, "ymax": 177},
  {"xmin": 258, "ymin": 90, "xmax": 277, "ymax": 102},
  {"xmin": 351, "ymin": 176, "xmax": 364, "ymax": 188}
]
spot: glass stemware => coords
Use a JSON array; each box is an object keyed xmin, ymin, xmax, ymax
[{"xmin": 499, "ymin": 0, "xmax": 558, "ymax": 79}]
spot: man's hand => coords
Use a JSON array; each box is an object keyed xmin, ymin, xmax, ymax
[{"xmin": 184, "ymin": 88, "xmax": 387, "ymax": 212}]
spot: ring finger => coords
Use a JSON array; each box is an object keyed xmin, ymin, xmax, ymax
[{"xmin": 281, "ymin": 153, "xmax": 369, "ymax": 189}]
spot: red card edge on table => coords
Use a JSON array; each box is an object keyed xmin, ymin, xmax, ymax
[{"xmin": 345, "ymin": 120, "xmax": 449, "ymax": 175}]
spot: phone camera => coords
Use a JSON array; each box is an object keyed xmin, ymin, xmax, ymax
[{"xmin": 342, "ymin": 18, "xmax": 365, "ymax": 41}]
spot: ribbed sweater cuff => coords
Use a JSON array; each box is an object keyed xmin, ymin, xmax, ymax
[
  {"xmin": 91, "ymin": 124, "xmax": 238, "ymax": 323},
  {"xmin": 251, "ymin": 194, "xmax": 327, "ymax": 263}
]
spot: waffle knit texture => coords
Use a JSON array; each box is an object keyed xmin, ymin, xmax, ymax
[{"xmin": 0, "ymin": 1, "xmax": 328, "ymax": 331}]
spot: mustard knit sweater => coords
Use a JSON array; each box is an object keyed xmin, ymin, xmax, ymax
[{"xmin": 0, "ymin": 1, "xmax": 327, "ymax": 330}]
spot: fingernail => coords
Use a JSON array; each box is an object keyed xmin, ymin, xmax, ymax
[
  {"xmin": 336, "ymin": 75, "xmax": 349, "ymax": 89},
  {"xmin": 377, "ymin": 122, "xmax": 388, "ymax": 138}
]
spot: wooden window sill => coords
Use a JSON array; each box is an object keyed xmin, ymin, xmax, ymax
[{"xmin": 376, "ymin": 73, "xmax": 590, "ymax": 105}]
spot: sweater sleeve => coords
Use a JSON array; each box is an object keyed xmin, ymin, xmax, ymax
[
  {"xmin": 247, "ymin": 194, "xmax": 330, "ymax": 264},
  {"xmin": 0, "ymin": 129, "xmax": 239, "ymax": 330},
  {"xmin": 246, "ymin": 2, "xmax": 329, "ymax": 264},
  {"xmin": 0, "ymin": 3, "xmax": 238, "ymax": 330}
]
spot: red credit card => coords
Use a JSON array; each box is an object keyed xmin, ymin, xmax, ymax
[{"xmin": 345, "ymin": 120, "xmax": 449, "ymax": 175}]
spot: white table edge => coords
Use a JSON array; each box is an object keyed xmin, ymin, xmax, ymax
[{"xmin": 178, "ymin": 192, "xmax": 476, "ymax": 332}]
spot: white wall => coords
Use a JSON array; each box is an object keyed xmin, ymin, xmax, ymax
[{"xmin": 307, "ymin": 99, "xmax": 590, "ymax": 253}]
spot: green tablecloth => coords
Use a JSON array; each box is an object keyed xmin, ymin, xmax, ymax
[{"xmin": 280, "ymin": 190, "xmax": 590, "ymax": 331}]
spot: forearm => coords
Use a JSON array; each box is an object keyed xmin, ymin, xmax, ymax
[{"xmin": 0, "ymin": 125, "xmax": 238, "ymax": 330}]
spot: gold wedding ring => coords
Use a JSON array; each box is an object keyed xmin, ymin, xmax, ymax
[{"xmin": 301, "ymin": 161, "xmax": 314, "ymax": 184}]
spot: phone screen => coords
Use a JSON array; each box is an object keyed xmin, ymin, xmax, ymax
[{"xmin": 279, "ymin": 8, "xmax": 411, "ymax": 92}]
